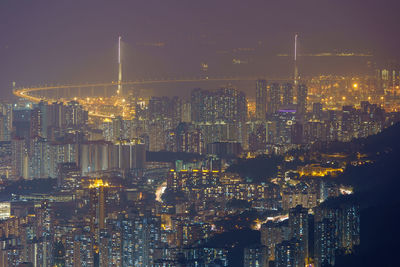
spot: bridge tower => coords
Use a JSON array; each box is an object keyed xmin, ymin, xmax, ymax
[
  {"xmin": 294, "ymin": 33, "xmax": 299, "ymax": 85},
  {"xmin": 117, "ymin": 36, "xmax": 122, "ymax": 95}
]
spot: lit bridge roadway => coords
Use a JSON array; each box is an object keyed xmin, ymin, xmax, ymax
[{"xmin": 13, "ymin": 76, "xmax": 298, "ymax": 118}]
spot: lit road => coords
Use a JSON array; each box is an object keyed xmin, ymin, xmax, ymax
[
  {"xmin": 13, "ymin": 77, "xmax": 284, "ymax": 118},
  {"xmin": 155, "ymin": 181, "xmax": 167, "ymax": 203},
  {"xmin": 13, "ymin": 76, "xmax": 296, "ymax": 102},
  {"xmin": 253, "ymin": 214, "xmax": 289, "ymax": 230},
  {"xmin": 14, "ymin": 76, "xmax": 345, "ymax": 118}
]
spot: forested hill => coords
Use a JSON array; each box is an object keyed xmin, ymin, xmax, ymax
[{"xmin": 334, "ymin": 123, "xmax": 400, "ymax": 266}]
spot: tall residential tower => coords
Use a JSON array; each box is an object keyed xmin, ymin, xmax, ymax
[{"xmin": 256, "ymin": 80, "xmax": 267, "ymax": 121}]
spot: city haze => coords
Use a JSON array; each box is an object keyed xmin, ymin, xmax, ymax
[{"xmin": 1, "ymin": 0, "xmax": 400, "ymax": 97}]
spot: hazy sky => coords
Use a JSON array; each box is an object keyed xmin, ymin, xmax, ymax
[{"xmin": 1, "ymin": 0, "xmax": 400, "ymax": 97}]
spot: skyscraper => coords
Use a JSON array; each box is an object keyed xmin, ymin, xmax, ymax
[
  {"xmin": 260, "ymin": 220, "xmax": 290, "ymax": 262},
  {"xmin": 314, "ymin": 218, "xmax": 336, "ymax": 267},
  {"xmin": 30, "ymin": 106, "xmax": 42, "ymax": 138},
  {"xmin": 190, "ymin": 87, "xmax": 247, "ymax": 146},
  {"xmin": 272, "ymin": 109, "xmax": 296, "ymax": 144},
  {"xmin": 13, "ymin": 108, "xmax": 31, "ymax": 140},
  {"xmin": 11, "ymin": 137, "xmax": 29, "ymax": 179},
  {"xmin": 89, "ymin": 179, "xmax": 108, "ymax": 242},
  {"xmin": 312, "ymin": 102, "xmax": 323, "ymax": 120},
  {"xmin": 52, "ymin": 241, "xmax": 66, "ymax": 267},
  {"xmin": 0, "ymin": 115, "xmax": 6, "ymax": 141},
  {"xmin": 243, "ymin": 245, "xmax": 267, "ymax": 267},
  {"xmin": 132, "ymin": 215, "xmax": 161, "ymax": 266},
  {"xmin": 29, "ymin": 136, "xmax": 51, "ymax": 179},
  {"xmin": 256, "ymin": 80, "xmax": 267, "ymax": 121},
  {"xmin": 289, "ymin": 205, "xmax": 309, "ymax": 265},
  {"xmin": 268, "ymin": 83, "xmax": 281, "ymax": 115},
  {"xmin": 297, "ymin": 84, "xmax": 308, "ymax": 116},
  {"xmin": 38, "ymin": 101, "xmax": 49, "ymax": 138},
  {"xmin": 282, "ymin": 83, "xmax": 294, "ymax": 106},
  {"xmin": 0, "ymin": 103, "xmax": 13, "ymax": 141},
  {"xmin": 173, "ymin": 122, "xmax": 204, "ymax": 154},
  {"xmin": 65, "ymin": 101, "xmax": 88, "ymax": 127},
  {"xmin": 190, "ymin": 88, "xmax": 204, "ymax": 123},
  {"xmin": 275, "ymin": 239, "xmax": 302, "ymax": 267},
  {"xmin": 314, "ymin": 202, "xmax": 360, "ymax": 267}
]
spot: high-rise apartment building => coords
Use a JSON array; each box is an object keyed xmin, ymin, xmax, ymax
[
  {"xmin": 256, "ymin": 80, "xmax": 267, "ymax": 121},
  {"xmin": 275, "ymin": 239, "xmax": 302, "ymax": 267},
  {"xmin": 314, "ymin": 202, "xmax": 360, "ymax": 267},
  {"xmin": 13, "ymin": 108, "xmax": 31, "ymax": 140},
  {"xmin": 243, "ymin": 245, "xmax": 267, "ymax": 267},
  {"xmin": 314, "ymin": 218, "xmax": 336, "ymax": 267},
  {"xmin": 65, "ymin": 100, "xmax": 88, "ymax": 128},
  {"xmin": 282, "ymin": 83, "xmax": 294, "ymax": 106},
  {"xmin": 0, "ymin": 103, "xmax": 12, "ymax": 141},
  {"xmin": 11, "ymin": 137, "xmax": 28, "ymax": 179},
  {"xmin": 268, "ymin": 83, "xmax": 281, "ymax": 115},
  {"xmin": 190, "ymin": 87, "xmax": 247, "ymax": 147},
  {"xmin": 297, "ymin": 84, "xmax": 308, "ymax": 116},
  {"xmin": 312, "ymin": 102, "xmax": 323, "ymax": 120},
  {"xmin": 260, "ymin": 220, "xmax": 290, "ymax": 262},
  {"xmin": 289, "ymin": 205, "xmax": 309, "ymax": 264},
  {"xmin": 29, "ymin": 136, "xmax": 51, "ymax": 178}
]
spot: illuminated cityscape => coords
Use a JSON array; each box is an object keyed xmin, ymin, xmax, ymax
[{"xmin": 1, "ymin": 1, "xmax": 400, "ymax": 267}]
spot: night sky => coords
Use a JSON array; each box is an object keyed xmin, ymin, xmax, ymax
[{"xmin": 1, "ymin": 0, "xmax": 400, "ymax": 97}]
